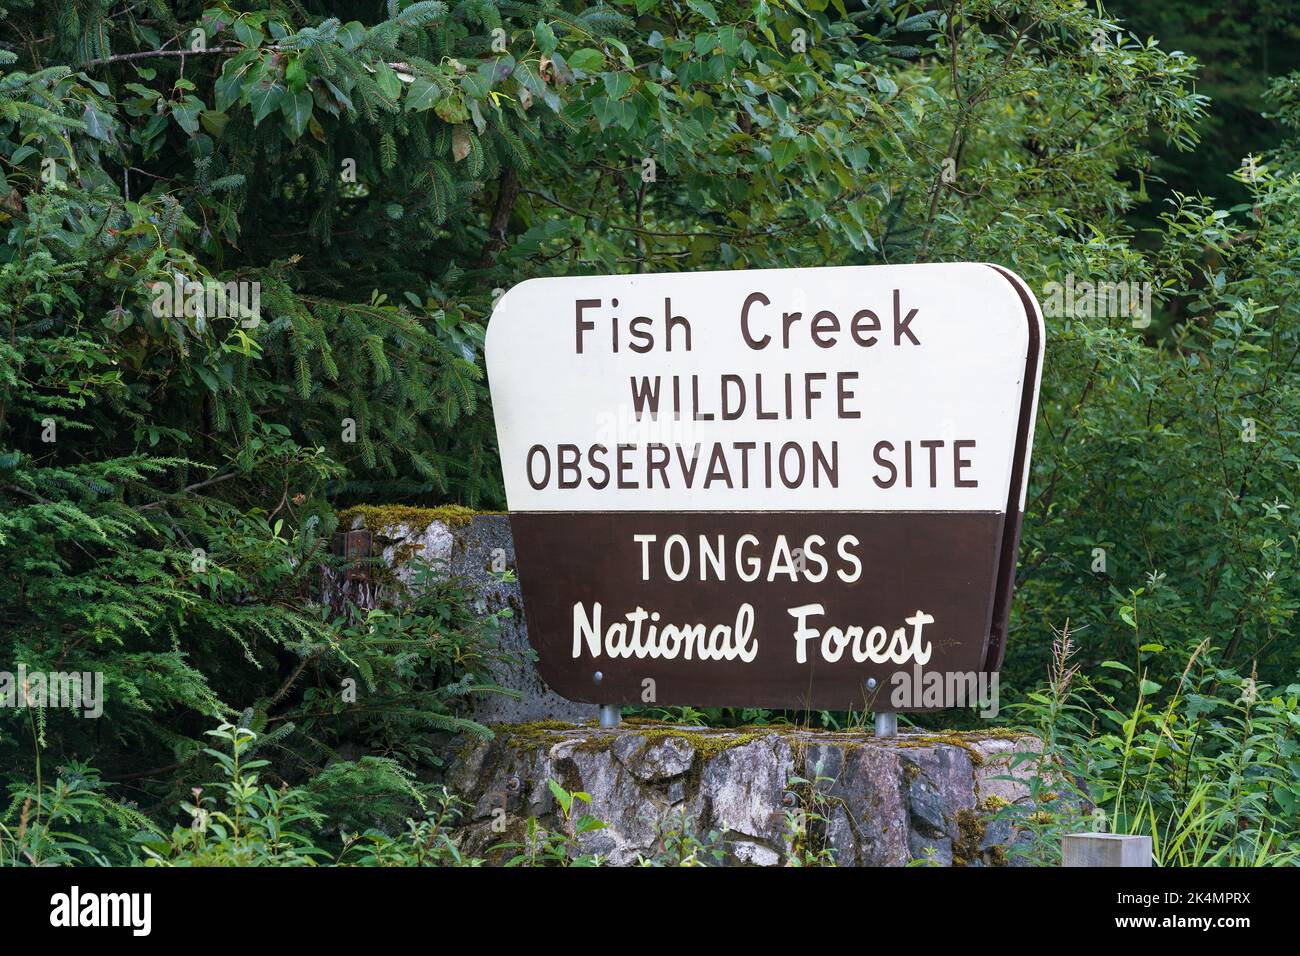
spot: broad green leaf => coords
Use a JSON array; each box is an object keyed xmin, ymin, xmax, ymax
[
  {"xmin": 281, "ymin": 89, "xmax": 313, "ymax": 140},
  {"xmin": 171, "ymin": 102, "xmax": 200, "ymax": 136},
  {"xmin": 199, "ymin": 109, "xmax": 229, "ymax": 137},
  {"xmin": 534, "ymin": 20, "xmax": 557, "ymax": 56},
  {"xmin": 248, "ymin": 81, "xmax": 285, "ymax": 126},
  {"xmin": 568, "ymin": 48, "xmax": 605, "ymax": 72},
  {"xmin": 686, "ymin": 0, "xmax": 719, "ymax": 23},
  {"xmin": 374, "ymin": 62, "xmax": 403, "ymax": 101},
  {"xmin": 772, "ymin": 139, "xmax": 799, "ymax": 169},
  {"xmin": 406, "ymin": 76, "xmax": 440, "ymax": 111}
]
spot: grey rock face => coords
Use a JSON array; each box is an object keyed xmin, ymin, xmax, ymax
[
  {"xmin": 333, "ymin": 512, "xmax": 596, "ymax": 725},
  {"xmin": 449, "ymin": 725, "xmax": 1040, "ymax": 866},
  {"xmin": 447, "ymin": 514, "xmax": 597, "ymax": 724},
  {"xmin": 690, "ymin": 734, "xmax": 794, "ymax": 864},
  {"xmin": 612, "ymin": 733, "xmax": 696, "ymax": 781}
]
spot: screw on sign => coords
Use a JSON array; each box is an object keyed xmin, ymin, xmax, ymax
[{"xmin": 486, "ymin": 263, "xmax": 1044, "ymax": 716}]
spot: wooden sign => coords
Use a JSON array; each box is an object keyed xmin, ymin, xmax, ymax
[{"xmin": 485, "ymin": 263, "xmax": 1043, "ymax": 711}]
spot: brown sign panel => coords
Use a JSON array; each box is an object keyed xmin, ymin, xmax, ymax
[{"xmin": 486, "ymin": 264, "xmax": 1044, "ymax": 710}]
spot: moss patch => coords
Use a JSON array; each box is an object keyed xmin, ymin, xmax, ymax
[
  {"xmin": 953, "ymin": 808, "xmax": 986, "ymax": 866},
  {"xmin": 338, "ymin": 503, "xmax": 484, "ymax": 532},
  {"xmin": 887, "ymin": 728, "xmax": 1035, "ymax": 766},
  {"xmin": 486, "ymin": 719, "xmax": 1035, "ymax": 771},
  {"xmin": 491, "ymin": 719, "xmax": 589, "ymax": 752},
  {"xmin": 892, "ymin": 734, "xmax": 991, "ymax": 765},
  {"xmin": 491, "ymin": 718, "xmax": 811, "ymax": 762},
  {"xmin": 632, "ymin": 726, "xmax": 774, "ymax": 760}
]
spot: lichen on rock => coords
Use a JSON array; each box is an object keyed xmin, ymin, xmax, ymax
[{"xmin": 448, "ymin": 720, "xmax": 1040, "ymax": 866}]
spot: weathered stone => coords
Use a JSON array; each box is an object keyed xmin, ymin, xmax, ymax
[
  {"xmin": 910, "ymin": 833, "xmax": 954, "ymax": 866},
  {"xmin": 973, "ymin": 735, "xmax": 1043, "ymax": 806},
  {"xmin": 906, "ymin": 766, "xmax": 948, "ymax": 838},
  {"xmin": 449, "ymin": 515, "xmax": 599, "ymax": 725},
  {"xmin": 612, "ymin": 733, "xmax": 696, "ymax": 781},
  {"xmin": 375, "ymin": 519, "xmax": 455, "ymax": 582},
  {"xmin": 564, "ymin": 744, "xmax": 662, "ymax": 863},
  {"xmin": 735, "ymin": 843, "xmax": 782, "ymax": 866},
  {"xmin": 823, "ymin": 806, "xmax": 855, "ymax": 864},
  {"xmin": 691, "ymin": 734, "xmax": 793, "ymax": 861},
  {"xmin": 805, "ymin": 742, "xmax": 910, "ymax": 866},
  {"xmin": 447, "ymin": 724, "xmax": 1038, "ymax": 866},
  {"xmin": 328, "ymin": 512, "xmax": 597, "ymax": 725},
  {"xmin": 979, "ymin": 814, "xmax": 1013, "ymax": 851},
  {"xmin": 903, "ymin": 744, "xmax": 977, "ymax": 848}
]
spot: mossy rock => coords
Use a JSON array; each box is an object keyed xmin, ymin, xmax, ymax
[
  {"xmin": 337, "ymin": 503, "xmax": 486, "ymax": 533},
  {"xmin": 487, "ymin": 718, "xmax": 1031, "ymax": 765}
]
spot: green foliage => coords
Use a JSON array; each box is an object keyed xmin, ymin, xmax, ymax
[
  {"xmin": 0, "ymin": 0, "xmax": 1296, "ymax": 866},
  {"xmin": 137, "ymin": 720, "xmax": 480, "ymax": 865},
  {"xmin": 139, "ymin": 722, "xmax": 329, "ymax": 865},
  {"xmin": 2, "ymin": 759, "xmax": 157, "ymax": 866},
  {"xmin": 1001, "ymin": 617, "xmax": 1300, "ymax": 866},
  {"xmin": 335, "ymin": 787, "xmax": 482, "ymax": 866},
  {"xmin": 492, "ymin": 778, "xmax": 608, "ymax": 866},
  {"xmin": 635, "ymin": 806, "xmax": 728, "ymax": 866},
  {"xmin": 1108, "ymin": 0, "xmax": 1300, "ymax": 216},
  {"xmin": 780, "ymin": 771, "xmax": 841, "ymax": 867}
]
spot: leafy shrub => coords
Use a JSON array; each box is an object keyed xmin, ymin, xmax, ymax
[
  {"xmin": 0, "ymin": 0, "xmax": 1296, "ymax": 866},
  {"xmin": 1001, "ymin": 617, "xmax": 1300, "ymax": 866},
  {"xmin": 139, "ymin": 723, "xmax": 328, "ymax": 866},
  {"xmin": 138, "ymin": 721, "xmax": 489, "ymax": 865},
  {"xmin": 492, "ymin": 779, "xmax": 608, "ymax": 867},
  {"xmin": 2, "ymin": 760, "xmax": 155, "ymax": 866}
]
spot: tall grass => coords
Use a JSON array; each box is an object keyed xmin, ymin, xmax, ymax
[{"xmin": 1003, "ymin": 616, "xmax": 1300, "ymax": 866}]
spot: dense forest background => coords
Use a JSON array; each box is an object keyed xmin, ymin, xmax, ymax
[{"xmin": 0, "ymin": 0, "xmax": 1297, "ymax": 865}]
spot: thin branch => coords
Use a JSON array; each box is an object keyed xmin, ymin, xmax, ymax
[
  {"xmin": 477, "ymin": 165, "xmax": 520, "ymax": 269},
  {"xmin": 134, "ymin": 471, "xmax": 238, "ymax": 511},
  {"xmin": 86, "ymin": 46, "xmax": 243, "ymax": 66}
]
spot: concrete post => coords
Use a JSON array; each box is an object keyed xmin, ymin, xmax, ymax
[{"xmin": 1061, "ymin": 832, "xmax": 1152, "ymax": 867}]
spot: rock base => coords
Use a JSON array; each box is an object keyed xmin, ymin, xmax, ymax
[{"xmin": 450, "ymin": 722, "xmax": 1041, "ymax": 866}]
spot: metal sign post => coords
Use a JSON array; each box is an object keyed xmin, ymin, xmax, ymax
[{"xmin": 593, "ymin": 671, "xmax": 620, "ymax": 728}]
